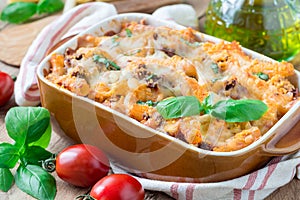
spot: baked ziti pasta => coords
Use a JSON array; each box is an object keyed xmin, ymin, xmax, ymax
[{"xmin": 46, "ymin": 21, "xmax": 299, "ymax": 152}]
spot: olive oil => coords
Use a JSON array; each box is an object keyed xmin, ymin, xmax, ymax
[{"xmin": 205, "ymin": 0, "xmax": 300, "ymax": 61}]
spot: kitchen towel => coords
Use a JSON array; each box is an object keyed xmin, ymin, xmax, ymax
[{"xmin": 111, "ymin": 153, "xmax": 300, "ymax": 200}]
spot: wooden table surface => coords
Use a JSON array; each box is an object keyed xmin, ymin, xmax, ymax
[{"xmin": 1, "ymin": 1, "xmax": 300, "ymax": 199}]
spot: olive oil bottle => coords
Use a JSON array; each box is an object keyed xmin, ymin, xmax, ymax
[{"xmin": 204, "ymin": 0, "xmax": 300, "ymax": 61}]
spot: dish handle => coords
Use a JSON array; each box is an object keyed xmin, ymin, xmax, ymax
[{"xmin": 261, "ymin": 106, "xmax": 300, "ymax": 156}]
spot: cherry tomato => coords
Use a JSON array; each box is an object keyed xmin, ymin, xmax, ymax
[
  {"xmin": 55, "ymin": 144, "xmax": 110, "ymax": 188},
  {"xmin": 90, "ymin": 174, "xmax": 145, "ymax": 200},
  {"xmin": 0, "ymin": 71, "xmax": 14, "ymax": 106}
]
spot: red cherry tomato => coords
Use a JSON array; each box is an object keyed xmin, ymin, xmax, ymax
[
  {"xmin": 55, "ymin": 144, "xmax": 110, "ymax": 188},
  {"xmin": 0, "ymin": 71, "xmax": 14, "ymax": 106},
  {"xmin": 90, "ymin": 174, "xmax": 144, "ymax": 200}
]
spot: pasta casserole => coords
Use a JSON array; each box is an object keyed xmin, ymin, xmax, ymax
[{"xmin": 45, "ymin": 20, "xmax": 299, "ymax": 152}]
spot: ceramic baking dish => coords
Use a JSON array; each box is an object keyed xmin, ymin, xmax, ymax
[{"xmin": 37, "ymin": 13, "xmax": 300, "ymax": 183}]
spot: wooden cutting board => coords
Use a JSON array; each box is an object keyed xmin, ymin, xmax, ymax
[
  {"xmin": 0, "ymin": 15, "xmax": 60, "ymax": 66},
  {"xmin": 0, "ymin": 0, "xmax": 206, "ymax": 66}
]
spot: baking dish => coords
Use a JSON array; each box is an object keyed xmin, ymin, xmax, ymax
[{"xmin": 37, "ymin": 13, "xmax": 300, "ymax": 183}]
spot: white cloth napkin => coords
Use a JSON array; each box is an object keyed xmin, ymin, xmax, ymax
[{"xmin": 14, "ymin": 2, "xmax": 300, "ymax": 200}]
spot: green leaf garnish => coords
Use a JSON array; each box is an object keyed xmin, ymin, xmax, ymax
[
  {"xmin": 93, "ymin": 55, "xmax": 120, "ymax": 70},
  {"xmin": 137, "ymin": 100, "xmax": 158, "ymax": 107},
  {"xmin": 0, "ymin": 2, "xmax": 37, "ymax": 24},
  {"xmin": 111, "ymin": 35, "xmax": 120, "ymax": 48},
  {"xmin": 210, "ymin": 99, "xmax": 268, "ymax": 122},
  {"xmin": 123, "ymin": 49, "xmax": 142, "ymax": 56},
  {"xmin": 5, "ymin": 107, "xmax": 51, "ymax": 146},
  {"xmin": 155, "ymin": 95, "xmax": 268, "ymax": 122},
  {"xmin": 125, "ymin": 28, "xmax": 132, "ymax": 37},
  {"xmin": 0, "ymin": 168, "xmax": 14, "ymax": 192},
  {"xmin": 210, "ymin": 63, "xmax": 219, "ymax": 74},
  {"xmin": 255, "ymin": 72, "xmax": 269, "ymax": 81},
  {"xmin": 156, "ymin": 96, "xmax": 202, "ymax": 119},
  {"xmin": 211, "ymin": 78, "xmax": 219, "ymax": 83},
  {"xmin": 21, "ymin": 146, "xmax": 52, "ymax": 167},
  {"xmin": 15, "ymin": 164, "xmax": 56, "ymax": 200},
  {"xmin": 29, "ymin": 123, "xmax": 52, "ymax": 148},
  {"xmin": 180, "ymin": 38, "xmax": 202, "ymax": 47},
  {"xmin": 0, "ymin": 106, "xmax": 56, "ymax": 197},
  {"xmin": 0, "ymin": 0, "xmax": 64, "ymax": 24},
  {"xmin": 37, "ymin": 0, "xmax": 64, "ymax": 14},
  {"xmin": 0, "ymin": 143, "xmax": 19, "ymax": 168},
  {"xmin": 200, "ymin": 95, "xmax": 214, "ymax": 114}
]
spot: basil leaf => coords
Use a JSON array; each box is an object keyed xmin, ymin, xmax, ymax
[
  {"xmin": 93, "ymin": 55, "xmax": 120, "ymax": 70},
  {"xmin": 111, "ymin": 35, "xmax": 120, "ymax": 47},
  {"xmin": 180, "ymin": 38, "xmax": 202, "ymax": 47},
  {"xmin": 0, "ymin": 2, "xmax": 37, "ymax": 24},
  {"xmin": 210, "ymin": 63, "xmax": 219, "ymax": 74},
  {"xmin": 210, "ymin": 99, "xmax": 268, "ymax": 122},
  {"xmin": 201, "ymin": 95, "xmax": 214, "ymax": 113},
  {"xmin": 15, "ymin": 164, "xmax": 56, "ymax": 200},
  {"xmin": 0, "ymin": 168, "xmax": 14, "ymax": 192},
  {"xmin": 29, "ymin": 123, "xmax": 52, "ymax": 148},
  {"xmin": 0, "ymin": 143, "xmax": 19, "ymax": 168},
  {"xmin": 21, "ymin": 146, "xmax": 52, "ymax": 167},
  {"xmin": 137, "ymin": 100, "xmax": 158, "ymax": 107},
  {"xmin": 156, "ymin": 96, "xmax": 202, "ymax": 119},
  {"xmin": 255, "ymin": 72, "xmax": 269, "ymax": 81},
  {"xmin": 125, "ymin": 28, "xmax": 132, "ymax": 37},
  {"xmin": 5, "ymin": 107, "xmax": 51, "ymax": 146},
  {"xmin": 156, "ymin": 95, "xmax": 268, "ymax": 122},
  {"xmin": 37, "ymin": 0, "xmax": 64, "ymax": 14}
]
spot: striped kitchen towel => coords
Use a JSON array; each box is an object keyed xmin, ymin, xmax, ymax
[{"xmin": 111, "ymin": 151, "xmax": 300, "ymax": 200}]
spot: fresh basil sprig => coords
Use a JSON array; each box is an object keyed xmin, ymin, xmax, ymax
[
  {"xmin": 156, "ymin": 95, "xmax": 268, "ymax": 122},
  {"xmin": 0, "ymin": 0, "xmax": 64, "ymax": 24},
  {"xmin": 0, "ymin": 2, "xmax": 37, "ymax": 24},
  {"xmin": 0, "ymin": 107, "xmax": 56, "ymax": 200}
]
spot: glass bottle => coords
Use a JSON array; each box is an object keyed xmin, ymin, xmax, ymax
[{"xmin": 204, "ymin": 0, "xmax": 300, "ymax": 61}]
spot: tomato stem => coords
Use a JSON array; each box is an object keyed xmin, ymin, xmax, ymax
[
  {"xmin": 41, "ymin": 153, "xmax": 57, "ymax": 173},
  {"xmin": 75, "ymin": 194, "xmax": 95, "ymax": 200},
  {"xmin": 75, "ymin": 188, "xmax": 95, "ymax": 200},
  {"xmin": 10, "ymin": 75, "xmax": 17, "ymax": 81}
]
